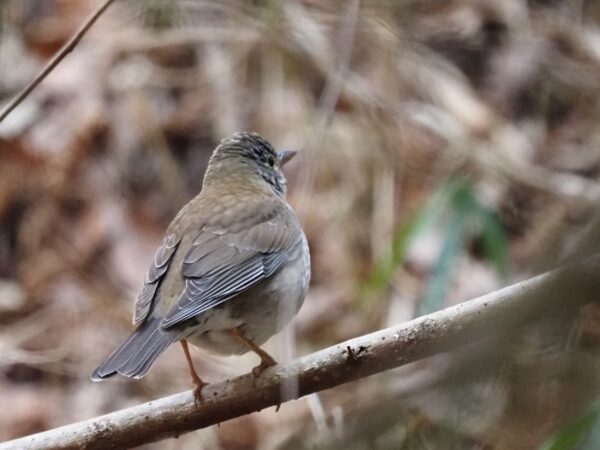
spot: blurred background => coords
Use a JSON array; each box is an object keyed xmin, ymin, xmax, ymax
[{"xmin": 1, "ymin": 0, "xmax": 600, "ymax": 449}]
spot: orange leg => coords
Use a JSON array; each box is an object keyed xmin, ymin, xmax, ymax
[
  {"xmin": 180, "ymin": 340, "xmax": 208, "ymax": 404},
  {"xmin": 227, "ymin": 328, "xmax": 277, "ymax": 377}
]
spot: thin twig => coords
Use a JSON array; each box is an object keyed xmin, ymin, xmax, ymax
[
  {"xmin": 293, "ymin": 0, "xmax": 361, "ymax": 216},
  {"xmin": 0, "ymin": 0, "xmax": 117, "ymax": 123},
  {"xmin": 306, "ymin": 0, "xmax": 361, "ymax": 150},
  {"xmin": 2, "ymin": 254, "xmax": 599, "ymax": 450}
]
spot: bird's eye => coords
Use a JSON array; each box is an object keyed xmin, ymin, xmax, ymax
[{"xmin": 267, "ymin": 156, "xmax": 275, "ymax": 167}]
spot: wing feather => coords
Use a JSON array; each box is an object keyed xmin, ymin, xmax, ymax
[
  {"xmin": 160, "ymin": 220, "xmax": 300, "ymax": 329},
  {"xmin": 133, "ymin": 233, "xmax": 180, "ymax": 326}
]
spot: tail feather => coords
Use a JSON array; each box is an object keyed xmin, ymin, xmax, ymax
[{"xmin": 91, "ymin": 317, "xmax": 177, "ymax": 381}]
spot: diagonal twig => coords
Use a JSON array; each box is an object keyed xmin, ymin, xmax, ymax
[
  {"xmin": 0, "ymin": 0, "xmax": 117, "ymax": 123},
  {"xmin": 293, "ymin": 0, "xmax": 361, "ymax": 216}
]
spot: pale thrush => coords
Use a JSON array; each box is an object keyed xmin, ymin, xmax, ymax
[{"xmin": 91, "ymin": 132, "xmax": 311, "ymax": 399}]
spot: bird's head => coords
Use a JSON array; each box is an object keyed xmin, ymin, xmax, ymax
[{"xmin": 204, "ymin": 132, "xmax": 297, "ymax": 197}]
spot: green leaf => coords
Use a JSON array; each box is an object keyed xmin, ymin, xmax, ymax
[
  {"xmin": 360, "ymin": 177, "xmax": 509, "ymax": 311},
  {"xmin": 479, "ymin": 209, "xmax": 508, "ymax": 281},
  {"xmin": 360, "ymin": 184, "xmax": 449, "ymax": 299},
  {"xmin": 419, "ymin": 182, "xmax": 473, "ymax": 315},
  {"xmin": 539, "ymin": 402, "xmax": 600, "ymax": 450}
]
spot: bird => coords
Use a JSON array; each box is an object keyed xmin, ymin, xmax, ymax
[{"xmin": 91, "ymin": 132, "xmax": 310, "ymax": 401}]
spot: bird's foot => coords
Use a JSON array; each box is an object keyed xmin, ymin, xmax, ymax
[
  {"xmin": 226, "ymin": 328, "xmax": 278, "ymax": 380},
  {"xmin": 251, "ymin": 354, "xmax": 277, "ymax": 378},
  {"xmin": 180, "ymin": 340, "xmax": 208, "ymax": 407},
  {"xmin": 192, "ymin": 379, "xmax": 209, "ymax": 407}
]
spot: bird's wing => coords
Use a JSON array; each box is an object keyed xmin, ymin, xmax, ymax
[
  {"xmin": 160, "ymin": 217, "xmax": 301, "ymax": 329},
  {"xmin": 132, "ymin": 233, "xmax": 180, "ymax": 326}
]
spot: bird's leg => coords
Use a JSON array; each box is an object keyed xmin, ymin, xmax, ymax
[
  {"xmin": 227, "ymin": 328, "xmax": 277, "ymax": 377},
  {"xmin": 180, "ymin": 340, "xmax": 208, "ymax": 404}
]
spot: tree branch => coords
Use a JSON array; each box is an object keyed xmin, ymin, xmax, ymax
[
  {"xmin": 2, "ymin": 255, "xmax": 599, "ymax": 450},
  {"xmin": 0, "ymin": 0, "xmax": 117, "ymax": 123}
]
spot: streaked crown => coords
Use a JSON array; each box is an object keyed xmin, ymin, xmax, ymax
[{"xmin": 206, "ymin": 132, "xmax": 293, "ymax": 196}]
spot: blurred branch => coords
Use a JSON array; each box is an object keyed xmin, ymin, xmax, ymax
[
  {"xmin": 3, "ymin": 254, "xmax": 600, "ymax": 450},
  {"xmin": 110, "ymin": 28, "xmax": 261, "ymax": 50},
  {"xmin": 398, "ymin": 48, "xmax": 600, "ymax": 205},
  {"xmin": 294, "ymin": 0, "xmax": 360, "ymax": 213},
  {"xmin": 0, "ymin": 0, "xmax": 117, "ymax": 123},
  {"xmin": 304, "ymin": 0, "xmax": 360, "ymax": 150}
]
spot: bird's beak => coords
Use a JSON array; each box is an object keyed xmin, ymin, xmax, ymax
[{"xmin": 278, "ymin": 150, "xmax": 297, "ymax": 166}]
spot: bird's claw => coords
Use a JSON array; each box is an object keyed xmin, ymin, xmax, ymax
[
  {"xmin": 251, "ymin": 358, "xmax": 276, "ymax": 378},
  {"xmin": 192, "ymin": 381, "xmax": 208, "ymax": 407}
]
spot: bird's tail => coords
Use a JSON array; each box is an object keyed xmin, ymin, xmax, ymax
[{"xmin": 91, "ymin": 317, "xmax": 177, "ymax": 381}]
